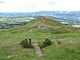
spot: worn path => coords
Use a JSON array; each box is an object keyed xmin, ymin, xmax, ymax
[{"xmin": 33, "ymin": 42, "xmax": 43, "ymax": 57}]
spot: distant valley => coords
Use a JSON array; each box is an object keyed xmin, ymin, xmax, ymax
[{"xmin": 0, "ymin": 11, "xmax": 80, "ymax": 29}]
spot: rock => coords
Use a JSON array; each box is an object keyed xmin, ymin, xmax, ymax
[
  {"xmin": 20, "ymin": 38, "xmax": 33, "ymax": 48},
  {"xmin": 57, "ymin": 41, "xmax": 61, "ymax": 45},
  {"xmin": 56, "ymin": 40, "xmax": 62, "ymax": 45},
  {"xmin": 42, "ymin": 38, "xmax": 52, "ymax": 48}
]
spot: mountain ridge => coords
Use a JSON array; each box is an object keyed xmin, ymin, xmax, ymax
[{"xmin": 21, "ymin": 16, "xmax": 73, "ymax": 34}]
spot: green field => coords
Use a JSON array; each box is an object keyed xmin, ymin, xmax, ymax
[{"xmin": 0, "ymin": 17, "xmax": 80, "ymax": 60}]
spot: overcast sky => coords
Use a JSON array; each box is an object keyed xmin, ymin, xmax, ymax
[{"xmin": 0, "ymin": 0, "xmax": 80, "ymax": 12}]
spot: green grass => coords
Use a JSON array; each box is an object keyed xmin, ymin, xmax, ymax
[
  {"xmin": 0, "ymin": 29, "xmax": 80, "ymax": 60},
  {"xmin": 0, "ymin": 17, "xmax": 80, "ymax": 60}
]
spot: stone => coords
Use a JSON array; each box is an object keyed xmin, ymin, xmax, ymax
[
  {"xmin": 20, "ymin": 38, "xmax": 33, "ymax": 48},
  {"xmin": 42, "ymin": 38, "xmax": 52, "ymax": 48}
]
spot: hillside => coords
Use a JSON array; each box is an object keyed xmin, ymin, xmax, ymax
[
  {"xmin": 0, "ymin": 17, "xmax": 80, "ymax": 60},
  {"xmin": 23, "ymin": 16, "xmax": 73, "ymax": 34}
]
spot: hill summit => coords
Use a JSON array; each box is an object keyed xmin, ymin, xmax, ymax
[{"xmin": 25, "ymin": 16, "xmax": 72, "ymax": 34}]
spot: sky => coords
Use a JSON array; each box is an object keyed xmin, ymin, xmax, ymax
[{"xmin": 0, "ymin": 0, "xmax": 80, "ymax": 12}]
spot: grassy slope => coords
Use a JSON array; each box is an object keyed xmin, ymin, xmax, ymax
[{"xmin": 0, "ymin": 17, "xmax": 80, "ymax": 60}]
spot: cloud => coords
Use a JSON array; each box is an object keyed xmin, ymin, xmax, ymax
[
  {"xmin": 46, "ymin": 2, "xmax": 56, "ymax": 5},
  {"xmin": 0, "ymin": 0, "xmax": 80, "ymax": 12},
  {"xmin": 27, "ymin": 4, "xmax": 38, "ymax": 8},
  {"xmin": 0, "ymin": 1, "xmax": 4, "ymax": 3}
]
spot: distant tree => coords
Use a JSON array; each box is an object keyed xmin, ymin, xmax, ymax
[
  {"xmin": 9, "ymin": 24, "xmax": 13, "ymax": 28},
  {"xmin": 1, "ymin": 23, "xmax": 6, "ymax": 29}
]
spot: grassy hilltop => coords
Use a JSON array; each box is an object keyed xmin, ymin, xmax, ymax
[{"xmin": 0, "ymin": 16, "xmax": 80, "ymax": 60}]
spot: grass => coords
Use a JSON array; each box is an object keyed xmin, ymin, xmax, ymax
[
  {"xmin": 0, "ymin": 29, "xmax": 80, "ymax": 60},
  {"xmin": 0, "ymin": 16, "xmax": 80, "ymax": 60}
]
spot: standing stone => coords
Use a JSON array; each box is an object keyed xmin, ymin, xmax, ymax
[
  {"xmin": 42, "ymin": 38, "xmax": 52, "ymax": 48},
  {"xmin": 20, "ymin": 38, "xmax": 33, "ymax": 48}
]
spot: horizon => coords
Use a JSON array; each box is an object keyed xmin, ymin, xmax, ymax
[{"xmin": 0, "ymin": 11, "xmax": 80, "ymax": 13}]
